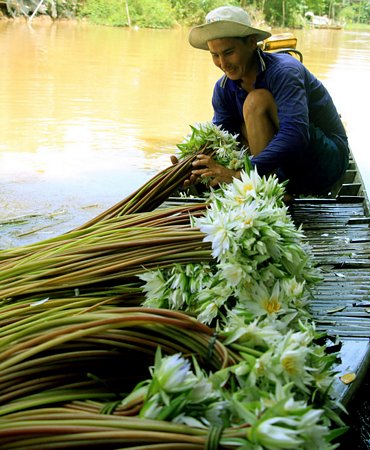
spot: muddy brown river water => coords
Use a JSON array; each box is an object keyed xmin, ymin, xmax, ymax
[{"xmin": 1, "ymin": 19, "xmax": 369, "ymax": 247}]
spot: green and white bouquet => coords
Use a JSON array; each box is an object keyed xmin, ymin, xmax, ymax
[
  {"xmin": 135, "ymin": 122, "xmax": 346, "ymax": 448},
  {"xmin": 176, "ymin": 121, "xmax": 250, "ymax": 185},
  {"xmin": 140, "ymin": 168, "xmax": 321, "ymax": 326}
]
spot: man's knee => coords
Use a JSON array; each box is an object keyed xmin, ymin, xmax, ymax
[{"xmin": 243, "ymin": 89, "xmax": 275, "ymax": 114}]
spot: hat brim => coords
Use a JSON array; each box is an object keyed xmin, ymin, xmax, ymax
[{"xmin": 189, "ymin": 21, "xmax": 271, "ymax": 50}]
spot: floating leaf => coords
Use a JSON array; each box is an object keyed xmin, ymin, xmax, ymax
[
  {"xmin": 326, "ymin": 306, "xmax": 346, "ymax": 314},
  {"xmin": 340, "ymin": 372, "xmax": 356, "ymax": 385}
]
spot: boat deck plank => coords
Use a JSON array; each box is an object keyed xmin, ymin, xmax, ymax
[{"xmin": 290, "ymin": 198, "xmax": 370, "ymax": 404}]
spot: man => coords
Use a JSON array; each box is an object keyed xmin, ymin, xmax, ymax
[{"xmin": 183, "ymin": 5, "xmax": 349, "ymax": 196}]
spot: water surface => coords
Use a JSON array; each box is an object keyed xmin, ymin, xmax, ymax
[{"xmin": 0, "ymin": 20, "xmax": 369, "ymax": 246}]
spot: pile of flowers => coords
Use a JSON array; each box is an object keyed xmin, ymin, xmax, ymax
[
  {"xmin": 0, "ymin": 122, "xmax": 347, "ymax": 449},
  {"xmin": 133, "ymin": 122, "xmax": 346, "ymax": 448}
]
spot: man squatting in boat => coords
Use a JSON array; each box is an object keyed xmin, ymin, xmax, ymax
[{"xmin": 172, "ymin": 6, "xmax": 349, "ymax": 198}]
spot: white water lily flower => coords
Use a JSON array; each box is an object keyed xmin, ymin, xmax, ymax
[
  {"xmin": 238, "ymin": 203, "xmax": 259, "ymax": 231},
  {"xmin": 168, "ymin": 270, "xmax": 187, "ymax": 290},
  {"xmin": 140, "ymin": 394, "xmax": 163, "ymax": 419},
  {"xmin": 151, "ymin": 353, "xmax": 197, "ymax": 394},
  {"xmin": 289, "ymin": 329, "xmax": 314, "ymax": 347},
  {"xmin": 197, "ymin": 210, "xmax": 238, "ymax": 259},
  {"xmin": 240, "ymin": 337, "xmax": 313, "ymax": 395},
  {"xmin": 223, "ymin": 315, "xmax": 282, "ymax": 348},
  {"xmin": 187, "ymin": 378, "xmax": 216, "ymax": 403},
  {"xmin": 168, "ymin": 288, "xmax": 187, "ymax": 310},
  {"xmin": 197, "ymin": 301, "xmax": 221, "ymax": 325},
  {"xmin": 194, "ymin": 278, "xmax": 234, "ymax": 323},
  {"xmin": 204, "ymin": 401, "xmax": 233, "ymax": 430},
  {"xmin": 239, "ymin": 281, "xmax": 285, "ymax": 317},
  {"xmin": 283, "ymin": 396, "xmax": 308, "ymax": 413},
  {"xmin": 218, "ymin": 261, "xmax": 245, "ymax": 286},
  {"xmin": 266, "ymin": 393, "xmax": 331, "ymax": 449},
  {"xmin": 281, "ymin": 277, "xmax": 305, "ymax": 299},
  {"xmin": 255, "ymin": 416, "xmax": 305, "ymax": 449},
  {"xmin": 186, "ymin": 263, "xmax": 213, "ymax": 293},
  {"xmin": 297, "ymin": 409, "xmax": 331, "ymax": 449},
  {"xmin": 228, "ymin": 155, "xmax": 244, "ymax": 170},
  {"xmin": 253, "ymin": 349, "xmax": 274, "ymax": 381},
  {"xmin": 266, "ymin": 331, "xmax": 315, "ymax": 393},
  {"xmin": 240, "ymin": 386, "xmax": 333, "ymax": 449},
  {"xmin": 139, "ymin": 270, "xmax": 167, "ymax": 297},
  {"xmin": 229, "ymin": 169, "xmax": 260, "ymax": 202},
  {"xmin": 280, "ymin": 347, "xmax": 310, "ymax": 378}
]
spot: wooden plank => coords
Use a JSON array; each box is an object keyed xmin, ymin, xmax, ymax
[
  {"xmin": 337, "ymin": 183, "xmax": 362, "ymax": 196},
  {"xmin": 342, "ymin": 170, "xmax": 357, "ymax": 184},
  {"xmin": 347, "ymin": 217, "xmax": 370, "ymax": 225},
  {"xmin": 331, "ymin": 338, "xmax": 370, "ymax": 406},
  {"xmin": 290, "ymin": 188, "xmax": 370, "ymax": 405}
]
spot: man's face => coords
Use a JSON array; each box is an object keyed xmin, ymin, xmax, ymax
[{"xmin": 207, "ymin": 37, "xmax": 257, "ymax": 80}]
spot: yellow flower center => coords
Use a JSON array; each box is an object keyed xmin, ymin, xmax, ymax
[
  {"xmin": 244, "ymin": 217, "xmax": 253, "ymax": 226},
  {"xmin": 263, "ymin": 297, "xmax": 281, "ymax": 314},
  {"xmin": 282, "ymin": 356, "xmax": 298, "ymax": 375},
  {"xmin": 243, "ymin": 183, "xmax": 254, "ymax": 194},
  {"xmin": 255, "ymin": 360, "xmax": 265, "ymax": 375}
]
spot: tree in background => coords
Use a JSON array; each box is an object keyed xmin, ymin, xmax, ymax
[
  {"xmin": 1, "ymin": 0, "xmax": 369, "ymax": 27},
  {"xmin": 78, "ymin": 0, "xmax": 370, "ymax": 28},
  {"xmin": 339, "ymin": 0, "xmax": 369, "ymax": 25},
  {"xmin": 262, "ymin": 0, "xmax": 307, "ymax": 27},
  {"xmin": 80, "ymin": 0, "xmax": 175, "ymax": 27},
  {"xmin": 169, "ymin": 0, "xmax": 239, "ymax": 25}
]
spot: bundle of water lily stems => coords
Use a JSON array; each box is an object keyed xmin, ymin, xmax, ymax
[
  {"xmin": 0, "ymin": 126, "xmax": 236, "ymax": 448},
  {"xmin": 0, "ymin": 305, "xmax": 242, "ymax": 449},
  {"xmin": 0, "ymin": 123, "xmax": 347, "ymax": 449},
  {"xmin": 0, "ymin": 204, "xmax": 210, "ymax": 301}
]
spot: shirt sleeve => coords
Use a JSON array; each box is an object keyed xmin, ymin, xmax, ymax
[
  {"xmin": 251, "ymin": 61, "xmax": 311, "ymax": 176},
  {"xmin": 211, "ymin": 77, "xmax": 244, "ymax": 136}
]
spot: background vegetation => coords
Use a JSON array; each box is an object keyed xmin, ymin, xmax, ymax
[{"xmin": 1, "ymin": 0, "xmax": 369, "ymax": 28}]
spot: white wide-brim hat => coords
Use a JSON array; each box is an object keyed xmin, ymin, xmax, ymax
[{"xmin": 189, "ymin": 6, "xmax": 271, "ymax": 50}]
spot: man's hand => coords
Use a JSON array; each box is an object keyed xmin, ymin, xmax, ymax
[
  {"xmin": 170, "ymin": 155, "xmax": 179, "ymax": 165},
  {"xmin": 170, "ymin": 155, "xmax": 198, "ymax": 188},
  {"xmin": 192, "ymin": 154, "xmax": 240, "ymax": 187}
]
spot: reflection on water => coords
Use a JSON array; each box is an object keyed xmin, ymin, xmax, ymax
[{"xmin": 0, "ymin": 20, "xmax": 369, "ymax": 243}]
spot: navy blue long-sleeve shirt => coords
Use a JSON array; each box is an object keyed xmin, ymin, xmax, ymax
[{"xmin": 211, "ymin": 49, "xmax": 348, "ymax": 178}]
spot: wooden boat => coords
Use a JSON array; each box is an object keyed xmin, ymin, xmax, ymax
[
  {"xmin": 290, "ymin": 152, "xmax": 370, "ymax": 406},
  {"xmin": 261, "ymin": 32, "xmax": 303, "ymax": 62},
  {"xmin": 263, "ymin": 32, "xmax": 298, "ymax": 51},
  {"xmin": 167, "ymin": 37, "xmax": 370, "ymax": 433},
  {"xmin": 268, "ymin": 29, "xmax": 370, "ymax": 405},
  {"xmin": 305, "ymin": 12, "xmax": 343, "ymax": 30}
]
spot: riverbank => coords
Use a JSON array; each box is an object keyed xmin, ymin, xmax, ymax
[{"xmin": 1, "ymin": 12, "xmax": 369, "ymax": 32}]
